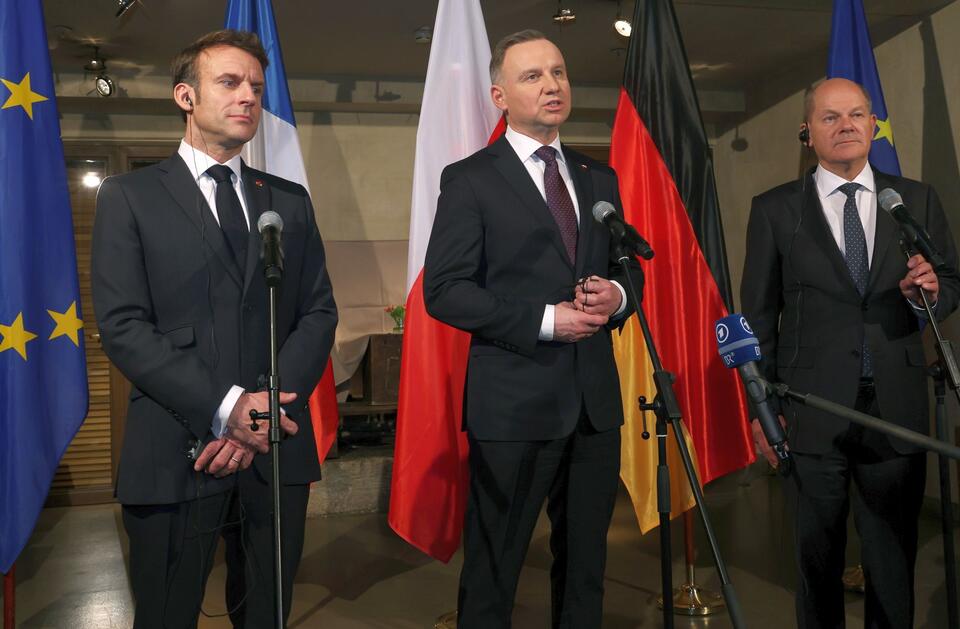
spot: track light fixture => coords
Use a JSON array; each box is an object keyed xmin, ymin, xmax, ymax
[
  {"xmin": 614, "ymin": 1, "xmax": 632, "ymax": 37},
  {"xmin": 553, "ymin": 2, "xmax": 576, "ymax": 25}
]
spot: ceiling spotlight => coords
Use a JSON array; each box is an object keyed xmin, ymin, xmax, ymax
[
  {"xmin": 83, "ymin": 48, "xmax": 115, "ymax": 97},
  {"xmin": 116, "ymin": 0, "xmax": 140, "ymax": 18},
  {"xmin": 613, "ymin": 1, "xmax": 631, "ymax": 37},
  {"xmin": 553, "ymin": 2, "xmax": 576, "ymax": 24},
  {"xmin": 414, "ymin": 26, "xmax": 432, "ymax": 44}
]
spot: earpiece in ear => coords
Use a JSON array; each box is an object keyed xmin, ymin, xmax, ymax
[
  {"xmin": 798, "ymin": 124, "xmax": 810, "ymax": 145},
  {"xmin": 184, "ymin": 94, "xmax": 193, "ymax": 110}
]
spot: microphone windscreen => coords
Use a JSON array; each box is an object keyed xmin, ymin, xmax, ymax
[
  {"xmin": 715, "ymin": 313, "xmax": 762, "ymax": 368},
  {"xmin": 592, "ymin": 200, "xmax": 616, "ymax": 224},
  {"xmin": 878, "ymin": 188, "xmax": 903, "ymax": 212},
  {"xmin": 257, "ymin": 210, "xmax": 283, "ymax": 235}
]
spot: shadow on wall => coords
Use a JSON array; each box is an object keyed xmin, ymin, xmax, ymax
[{"xmin": 919, "ymin": 17, "xmax": 960, "ymax": 224}]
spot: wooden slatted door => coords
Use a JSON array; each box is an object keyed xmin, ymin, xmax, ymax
[
  {"xmin": 50, "ymin": 158, "xmax": 114, "ymax": 503},
  {"xmin": 49, "ymin": 145, "xmax": 174, "ymax": 506}
]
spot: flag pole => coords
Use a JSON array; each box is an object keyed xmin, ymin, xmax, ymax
[
  {"xmin": 3, "ymin": 565, "xmax": 14, "ymax": 629},
  {"xmin": 658, "ymin": 511, "xmax": 725, "ymax": 615}
]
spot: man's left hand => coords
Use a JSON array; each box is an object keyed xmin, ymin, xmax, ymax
[
  {"xmin": 194, "ymin": 437, "xmax": 256, "ymax": 478},
  {"xmin": 899, "ymin": 253, "xmax": 939, "ymax": 304},
  {"xmin": 573, "ymin": 276, "xmax": 622, "ymax": 317}
]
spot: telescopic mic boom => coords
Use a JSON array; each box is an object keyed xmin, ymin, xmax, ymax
[{"xmin": 715, "ymin": 313, "xmax": 792, "ymax": 474}]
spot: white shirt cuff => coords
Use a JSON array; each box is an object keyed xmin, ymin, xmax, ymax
[
  {"xmin": 610, "ymin": 280, "xmax": 627, "ymax": 317},
  {"xmin": 540, "ymin": 304, "xmax": 555, "ymax": 341},
  {"xmin": 214, "ymin": 385, "xmax": 245, "ymax": 437}
]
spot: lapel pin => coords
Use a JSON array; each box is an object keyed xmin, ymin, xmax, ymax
[
  {"xmin": 254, "ymin": 179, "xmax": 264, "ymax": 188},
  {"xmin": 579, "ymin": 164, "xmax": 588, "ymax": 170}
]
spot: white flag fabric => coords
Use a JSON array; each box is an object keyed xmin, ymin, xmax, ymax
[{"xmin": 405, "ymin": 0, "xmax": 501, "ymax": 292}]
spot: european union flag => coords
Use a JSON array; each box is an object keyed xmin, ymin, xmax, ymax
[
  {"xmin": 0, "ymin": 1, "xmax": 88, "ymax": 573},
  {"xmin": 827, "ymin": 0, "xmax": 901, "ymax": 176}
]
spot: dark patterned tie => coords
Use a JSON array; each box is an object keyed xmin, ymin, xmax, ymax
[
  {"xmin": 838, "ymin": 182, "xmax": 873, "ymax": 377},
  {"xmin": 534, "ymin": 146, "xmax": 578, "ymax": 264},
  {"xmin": 206, "ymin": 164, "xmax": 249, "ymax": 272}
]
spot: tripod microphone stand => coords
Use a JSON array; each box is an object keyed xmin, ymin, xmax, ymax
[{"xmin": 613, "ymin": 242, "xmax": 746, "ymax": 629}]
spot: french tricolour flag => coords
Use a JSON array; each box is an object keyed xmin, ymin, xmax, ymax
[{"xmin": 225, "ymin": 0, "xmax": 339, "ymax": 464}]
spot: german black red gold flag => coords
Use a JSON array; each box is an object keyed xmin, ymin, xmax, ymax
[{"xmin": 610, "ymin": 0, "xmax": 754, "ymax": 531}]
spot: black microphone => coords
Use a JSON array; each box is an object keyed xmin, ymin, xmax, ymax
[
  {"xmin": 591, "ymin": 201, "xmax": 654, "ymax": 259},
  {"xmin": 878, "ymin": 188, "xmax": 949, "ymax": 272},
  {"xmin": 715, "ymin": 313, "xmax": 792, "ymax": 474},
  {"xmin": 257, "ymin": 210, "xmax": 284, "ymax": 287}
]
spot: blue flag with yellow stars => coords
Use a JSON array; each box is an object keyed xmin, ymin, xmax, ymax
[
  {"xmin": 827, "ymin": 0, "xmax": 901, "ymax": 176},
  {"xmin": 0, "ymin": 0, "xmax": 88, "ymax": 573}
]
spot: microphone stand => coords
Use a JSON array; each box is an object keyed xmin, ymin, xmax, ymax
[
  {"xmin": 613, "ymin": 243, "xmax": 746, "ymax": 629},
  {"xmin": 251, "ymin": 260, "xmax": 285, "ymax": 629},
  {"xmin": 899, "ymin": 238, "xmax": 960, "ymax": 627}
]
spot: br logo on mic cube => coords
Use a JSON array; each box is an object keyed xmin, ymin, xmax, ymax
[{"xmin": 715, "ymin": 315, "xmax": 760, "ymax": 368}]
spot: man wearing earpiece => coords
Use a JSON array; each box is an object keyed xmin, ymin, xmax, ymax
[
  {"xmin": 91, "ymin": 30, "xmax": 337, "ymax": 628},
  {"xmin": 741, "ymin": 77, "xmax": 960, "ymax": 628}
]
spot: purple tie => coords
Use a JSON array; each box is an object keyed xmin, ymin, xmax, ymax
[{"xmin": 535, "ymin": 145, "xmax": 578, "ymax": 263}]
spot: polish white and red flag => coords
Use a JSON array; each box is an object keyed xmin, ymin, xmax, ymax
[{"xmin": 387, "ymin": 0, "xmax": 503, "ymax": 561}]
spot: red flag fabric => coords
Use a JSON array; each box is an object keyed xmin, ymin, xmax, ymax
[{"xmin": 307, "ymin": 358, "xmax": 339, "ymax": 465}]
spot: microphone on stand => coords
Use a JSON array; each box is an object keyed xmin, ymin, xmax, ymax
[
  {"xmin": 592, "ymin": 201, "xmax": 654, "ymax": 260},
  {"xmin": 878, "ymin": 187, "xmax": 949, "ymax": 272},
  {"xmin": 715, "ymin": 313, "xmax": 792, "ymax": 474},
  {"xmin": 257, "ymin": 210, "xmax": 284, "ymax": 287}
]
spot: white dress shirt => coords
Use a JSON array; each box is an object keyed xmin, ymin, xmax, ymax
[
  {"xmin": 502, "ymin": 126, "xmax": 627, "ymax": 341},
  {"xmin": 177, "ymin": 139, "xmax": 247, "ymax": 437},
  {"xmin": 814, "ymin": 162, "xmax": 877, "ymax": 264}
]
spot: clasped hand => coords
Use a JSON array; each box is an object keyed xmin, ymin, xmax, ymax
[
  {"xmin": 553, "ymin": 276, "xmax": 622, "ymax": 343},
  {"xmin": 193, "ymin": 390, "xmax": 300, "ymax": 478}
]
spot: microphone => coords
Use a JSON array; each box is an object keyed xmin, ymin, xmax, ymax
[
  {"xmin": 878, "ymin": 188, "xmax": 948, "ymax": 272},
  {"xmin": 257, "ymin": 210, "xmax": 284, "ymax": 286},
  {"xmin": 715, "ymin": 313, "xmax": 792, "ymax": 474},
  {"xmin": 592, "ymin": 201, "xmax": 654, "ymax": 260}
]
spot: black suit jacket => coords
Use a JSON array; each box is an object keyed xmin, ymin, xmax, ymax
[
  {"xmin": 741, "ymin": 168, "xmax": 960, "ymax": 453},
  {"xmin": 92, "ymin": 154, "xmax": 338, "ymax": 504},
  {"xmin": 423, "ymin": 135, "xmax": 638, "ymax": 441}
]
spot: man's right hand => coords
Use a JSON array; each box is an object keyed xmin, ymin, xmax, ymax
[
  {"xmin": 554, "ymin": 301, "xmax": 608, "ymax": 343},
  {"xmin": 751, "ymin": 415, "xmax": 788, "ymax": 468},
  {"xmin": 224, "ymin": 390, "xmax": 300, "ymax": 454}
]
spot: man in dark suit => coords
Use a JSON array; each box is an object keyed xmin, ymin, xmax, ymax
[
  {"xmin": 423, "ymin": 30, "xmax": 638, "ymax": 629},
  {"xmin": 742, "ymin": 77, "xmax": 960, "ymax": 628},
  {"xmin": 91, "ymin": 30, "xmax": 337, "ymax": 628}
]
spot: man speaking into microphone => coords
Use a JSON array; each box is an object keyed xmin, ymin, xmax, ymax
[
  {"xmin": 91, "ymin": 30, "xmax": 337, "ymax": 628},
  {"xmin": 741, "ymin": 77, "xmax": 960, "ymax": 628},
  {"xmin": 424, "ymin": 29, "xmax": 641, "ymax": 628}
]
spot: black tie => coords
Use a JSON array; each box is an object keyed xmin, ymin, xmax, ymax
[
  {"xmin": 206, "ymin": 164, "xmax": 248, "ymax": 272},
  {"xmin": 838, "ymin": 182, "xmax": 872, "ymax": 377},
  {"xmin": 534, "ymin": 146, "xmax": 578, "ymax": 264}
]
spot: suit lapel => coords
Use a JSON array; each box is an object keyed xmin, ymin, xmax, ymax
[
  {"xmin": 802, "ymin": 170, "xmax": 862, "ymax": 296},
  {"xmin": 241, "ymin": 164, "xmax": 271, "ymax": 296},
  {"xmin": 867, "ymin": 170, "xmax": 899, "ymax": 293},
  {"xmin": 489, "ymin": 137, "xmax": 574, "ymax": 270},
  {"xmin": 158, "ymin": 155, "xmax": 242, "ymax": 288},
  {"xmin": 564, "ymin": 146, "xmax": 595, "ymax": 278}
]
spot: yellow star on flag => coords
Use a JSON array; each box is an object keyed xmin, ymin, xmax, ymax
[
  {"xmin": 1, "ymin": 72, "xmax": 48, "ymax": 120},
  {"xmin": 0, "ymin": 312, "xmax": 38, "ymax": 360},
  {"xmin": 48, "ymin": 302, "xmax": 84, "ymax": 347},
  {"xmin": 874, "ymin": 118, "xmax": 895, "ymax": 147}
]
